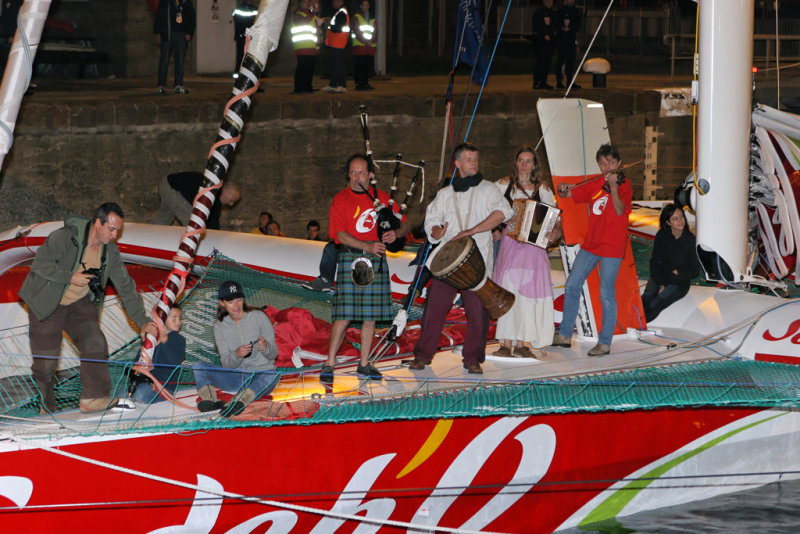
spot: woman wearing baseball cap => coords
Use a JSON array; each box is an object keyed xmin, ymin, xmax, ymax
[{"xmin": 192, "ymin": 280, "xmax": 279, "ymax": 417}]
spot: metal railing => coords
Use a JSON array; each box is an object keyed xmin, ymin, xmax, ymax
[{"xmin": 664, "ymin": 33, "xmax": 800, "ymax": 80}]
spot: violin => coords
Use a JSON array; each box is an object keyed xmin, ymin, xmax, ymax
[
  {"xmin": 601, "ymin": 169, "xmax": 626, "ymax": 192},
  {"xmin": 557, "ymin": 160, "xmax": 641, "ymax": 196}
]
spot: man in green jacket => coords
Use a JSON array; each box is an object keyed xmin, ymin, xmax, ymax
[{"xmin": 18, "ymin": 203, "xmax": 157, "ymax": 414}]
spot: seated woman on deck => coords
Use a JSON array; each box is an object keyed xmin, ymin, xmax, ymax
[
  {"xmin": 193, "ymin": 280, "xmax": 279, "ymax": 418},
  {"xmin": 641, "ymin": 204, "xmax": 699, "ymax": 322}
]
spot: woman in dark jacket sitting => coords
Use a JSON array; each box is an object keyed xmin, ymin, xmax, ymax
[{"xmin": 642, "ymin": 204, "xmax": 699, "ymax": 322}]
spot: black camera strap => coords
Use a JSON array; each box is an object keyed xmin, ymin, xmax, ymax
[{"xmin": 80, "ymin": 219, "xmax": 107, "ymax": 279}]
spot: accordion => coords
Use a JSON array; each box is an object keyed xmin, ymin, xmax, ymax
[{"xmin": 505, "ymin": 199, "xmax": 561, "ymax": 248}]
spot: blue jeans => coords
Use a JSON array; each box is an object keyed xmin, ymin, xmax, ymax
[
  {"xmin": 192, "ymin": 363, "xmax": 280, "ymax": 398},
  {"xmin": 133, "ymin": 382, "xmax": 168, "ymax": 404},
  {"xmin": 558, "ymin": 249, "xmax": 622, "ymax": 346},
  {"xmin": 319, "ymin": 241, "xmax": 338, "ymax": 282},
  {"xmin": 641, "ymin": 279, "xmax": 689, "ymax": 322}
]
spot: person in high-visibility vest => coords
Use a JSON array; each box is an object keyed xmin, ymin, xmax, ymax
[
  {"xmin": 291, "ymin": 0, "xmax": 322, "ymax": 93},
  {"xmin": 322, "ymin": 0, "xmax": 349, "ymax": 93},
  {"xmin": 232, "ymin": 0, "xmax": 259, "ymax": 79},
  {"xmin": 351, "ymin": 0, "xmax": 377, "ymax": 91}
]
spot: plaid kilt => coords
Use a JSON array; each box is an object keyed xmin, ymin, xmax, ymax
[{"xmin": 332, "ymin": 249, "xmax": 393, "ymax": 322}]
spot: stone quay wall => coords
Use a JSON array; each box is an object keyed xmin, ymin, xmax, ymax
[{"xmin": 0, "ymin": 86, "xmax": 689, "ymax": 239}]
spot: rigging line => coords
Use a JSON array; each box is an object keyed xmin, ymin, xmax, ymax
[
  {"xmin": 722, "ymin": 298, "xmax": 800, "ymax": 357},
  {"xmin": 463, "ymin": 0, "xmax": 511, "ymax": 138},
  {"xmin": 451, "ymin": 1, "xmax": 471, "ymax": 70},
  {"xmin": 535, "ymin": 0, "xmax": 616, "ymax": 153},
  {"xmin": 12, "ymin": 435, "xmax": 499, "ymax": 534},
  {"xmin": 775, "ymin": 0, "xmax": 781, "ymax": 109},
  {"xmin": 447, "ymin": 0, "xmax": 500, "ymax": 183},
  {"xmin": 1, "ymin": 466, "xmax": 795, "ymax": 513},
  {"xmin": 580, "ymin": 99, "xmax": 587, "ymax": 178},
  {"xmin": 758, "ymin": 60, "xmax": 800, "ymax": 72},
  {"xmin": 451, "ymin": 0, "xmax": 495, "ymax": 158},
  {"xmin": 407, "ymin": 1, "xmax": 501, "ymax": 314},
  {"xmin": 438, "ymin": 1, "xmax": 474, "ymax": 185}
]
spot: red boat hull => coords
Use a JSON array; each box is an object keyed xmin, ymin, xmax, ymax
[{"xmin": 0, "ymin": 407, "xmax": 761, "ymax": 532}]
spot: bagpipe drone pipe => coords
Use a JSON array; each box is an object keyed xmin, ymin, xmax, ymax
[{"xmin": 358, "ymin": 105, "xmax": 424, "ymax": 253}]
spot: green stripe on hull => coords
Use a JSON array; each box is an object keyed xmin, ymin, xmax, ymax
[{"xmin": 579, "ymin": 412, "xmax": 787, "ymax": 527}]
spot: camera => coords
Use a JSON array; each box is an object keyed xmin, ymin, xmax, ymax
[{"xmin": 82, "ymin": 267, "xmax": 104, "ymax": 301}]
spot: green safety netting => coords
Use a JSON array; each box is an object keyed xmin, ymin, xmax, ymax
[
  {"xmin": 311, "ymin": 359, "xmax": 800, "ymax": 424},
  {"xmin": 0, "ymin": 252, "xmax": 425, "ymax": 418},
  {"xmin": 2, "ymin": 252, "xmax": 800, "ymax": 434}
]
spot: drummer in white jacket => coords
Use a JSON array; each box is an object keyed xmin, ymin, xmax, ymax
[
  {"xmin": 193, "ymin": 280, "xmax": 279, "ymax": 417},
  {"xmin": 410, "ymin": 143, "xmax": 514, "ymax": 374}
]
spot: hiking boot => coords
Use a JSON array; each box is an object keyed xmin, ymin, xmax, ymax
[
  {"xmin": 513, "ymin": 346, "xmax": 541, "ymax": 359},
  {"xmin": 464, "ymin": 363, "xmax": 483, "ymax": 374},
  {"xmin": 551, "ymin": 333, "xmax": 572, "ymax": 347},
  {"xmin": 491, "ymin": 345, "xmax": 513, "ymax": 357},
  {"xmin": 356, "ymin": 363, "xmax": 382, "ymax": 380},
  {"xmin": 79, "ymin": 397, "xmax": 119, "ymax": 413},
  {"xmin": 588, "ymin": 343, "xmax": 611, "ymax": 357},
  {"xmin": 197, "ymin": 400, "xmax": 225, "ymax": 412},
  {"xmin": 301, "ymin": 276, "xmax": 333, "ymax": 292},
  {"xmin": 320, "ymin": 364, "xmax": 334, "ymax": 384},
  {"xmin": 221, "ymin": 401, "xmax": 245, "ymax": 418},
  {"xmin": 174, "ymin": 85, "xmax": 188, "ymax": 94}
]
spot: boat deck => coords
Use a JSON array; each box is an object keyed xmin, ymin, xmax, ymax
[{"xmin": 1, "ymin": 326, "xmax": 729, "ymax": 441}]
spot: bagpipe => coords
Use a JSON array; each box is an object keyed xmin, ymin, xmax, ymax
[{"xmin": 358, "ymin": 105, "xmax": 424, "ymax": 253}]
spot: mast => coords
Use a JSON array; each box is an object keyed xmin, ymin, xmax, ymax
[
  {"xmin": 0, "ymin": 0, "xmax": 53, "ymax": 171},
  {"xmin": 139, "ymin": 0, "xmax": 290, "ymax": 365},
  {"xmin": 694, "ymin": 0, "xmax": 755, "ymax": 283}
]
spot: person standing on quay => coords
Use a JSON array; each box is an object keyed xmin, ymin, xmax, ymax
[
  {"xmin": 532, "ymin": 0, "xmax": 556, "ymax": 90},
  {"xmin": 154, "ymin": 0, "xmax": 196, "ymax": 95},
  {"xmin": 291, "ymin": 0, "xmax": 322, "ymax": 93},
  {"xmin": 351, "ymin": 0, "xmax": 377, "ymax": 91},
  {"xmin": 555, "ymin": 0, "xmax": 581, "ymax": 89},
  {"xmin": 321, "ymin": 0, "xmax": 349, "ymax": 93},
  {"xmin": 232, "ymin": 0, "xmax": 259, "ymax": 78}
]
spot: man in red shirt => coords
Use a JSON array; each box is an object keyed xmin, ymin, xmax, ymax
[
  {"xmin": 551, "ymin": 143, "xmax": 633, "ymax": 356},
  {"xmin": 321, "ymin": 154, "xmax": 409, "ymax": 383}
]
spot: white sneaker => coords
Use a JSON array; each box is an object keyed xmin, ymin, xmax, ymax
[
  {"xmin": 333, "ymin": 86, "xmax": 346, "ymax": 93},
  {"xmin": 116, "ymin": 398, "xmax": 136, "ymax": 409},
  {"xmin": 301, "ymin": 276, "xmax": 333, "ymax": 293},
  {"xmin": 321, "ymin": 85, "xmax": 337, "ymax": 93}
]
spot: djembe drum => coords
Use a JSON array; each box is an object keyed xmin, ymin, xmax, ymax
[{"xmin": 429, "ymin": 236, "xmax": 515, "ymax": 320}]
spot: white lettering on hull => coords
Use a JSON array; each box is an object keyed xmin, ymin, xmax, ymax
[{"xmin": 0, "ymin": 417, "xmax": 557, "ymax": 532}]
